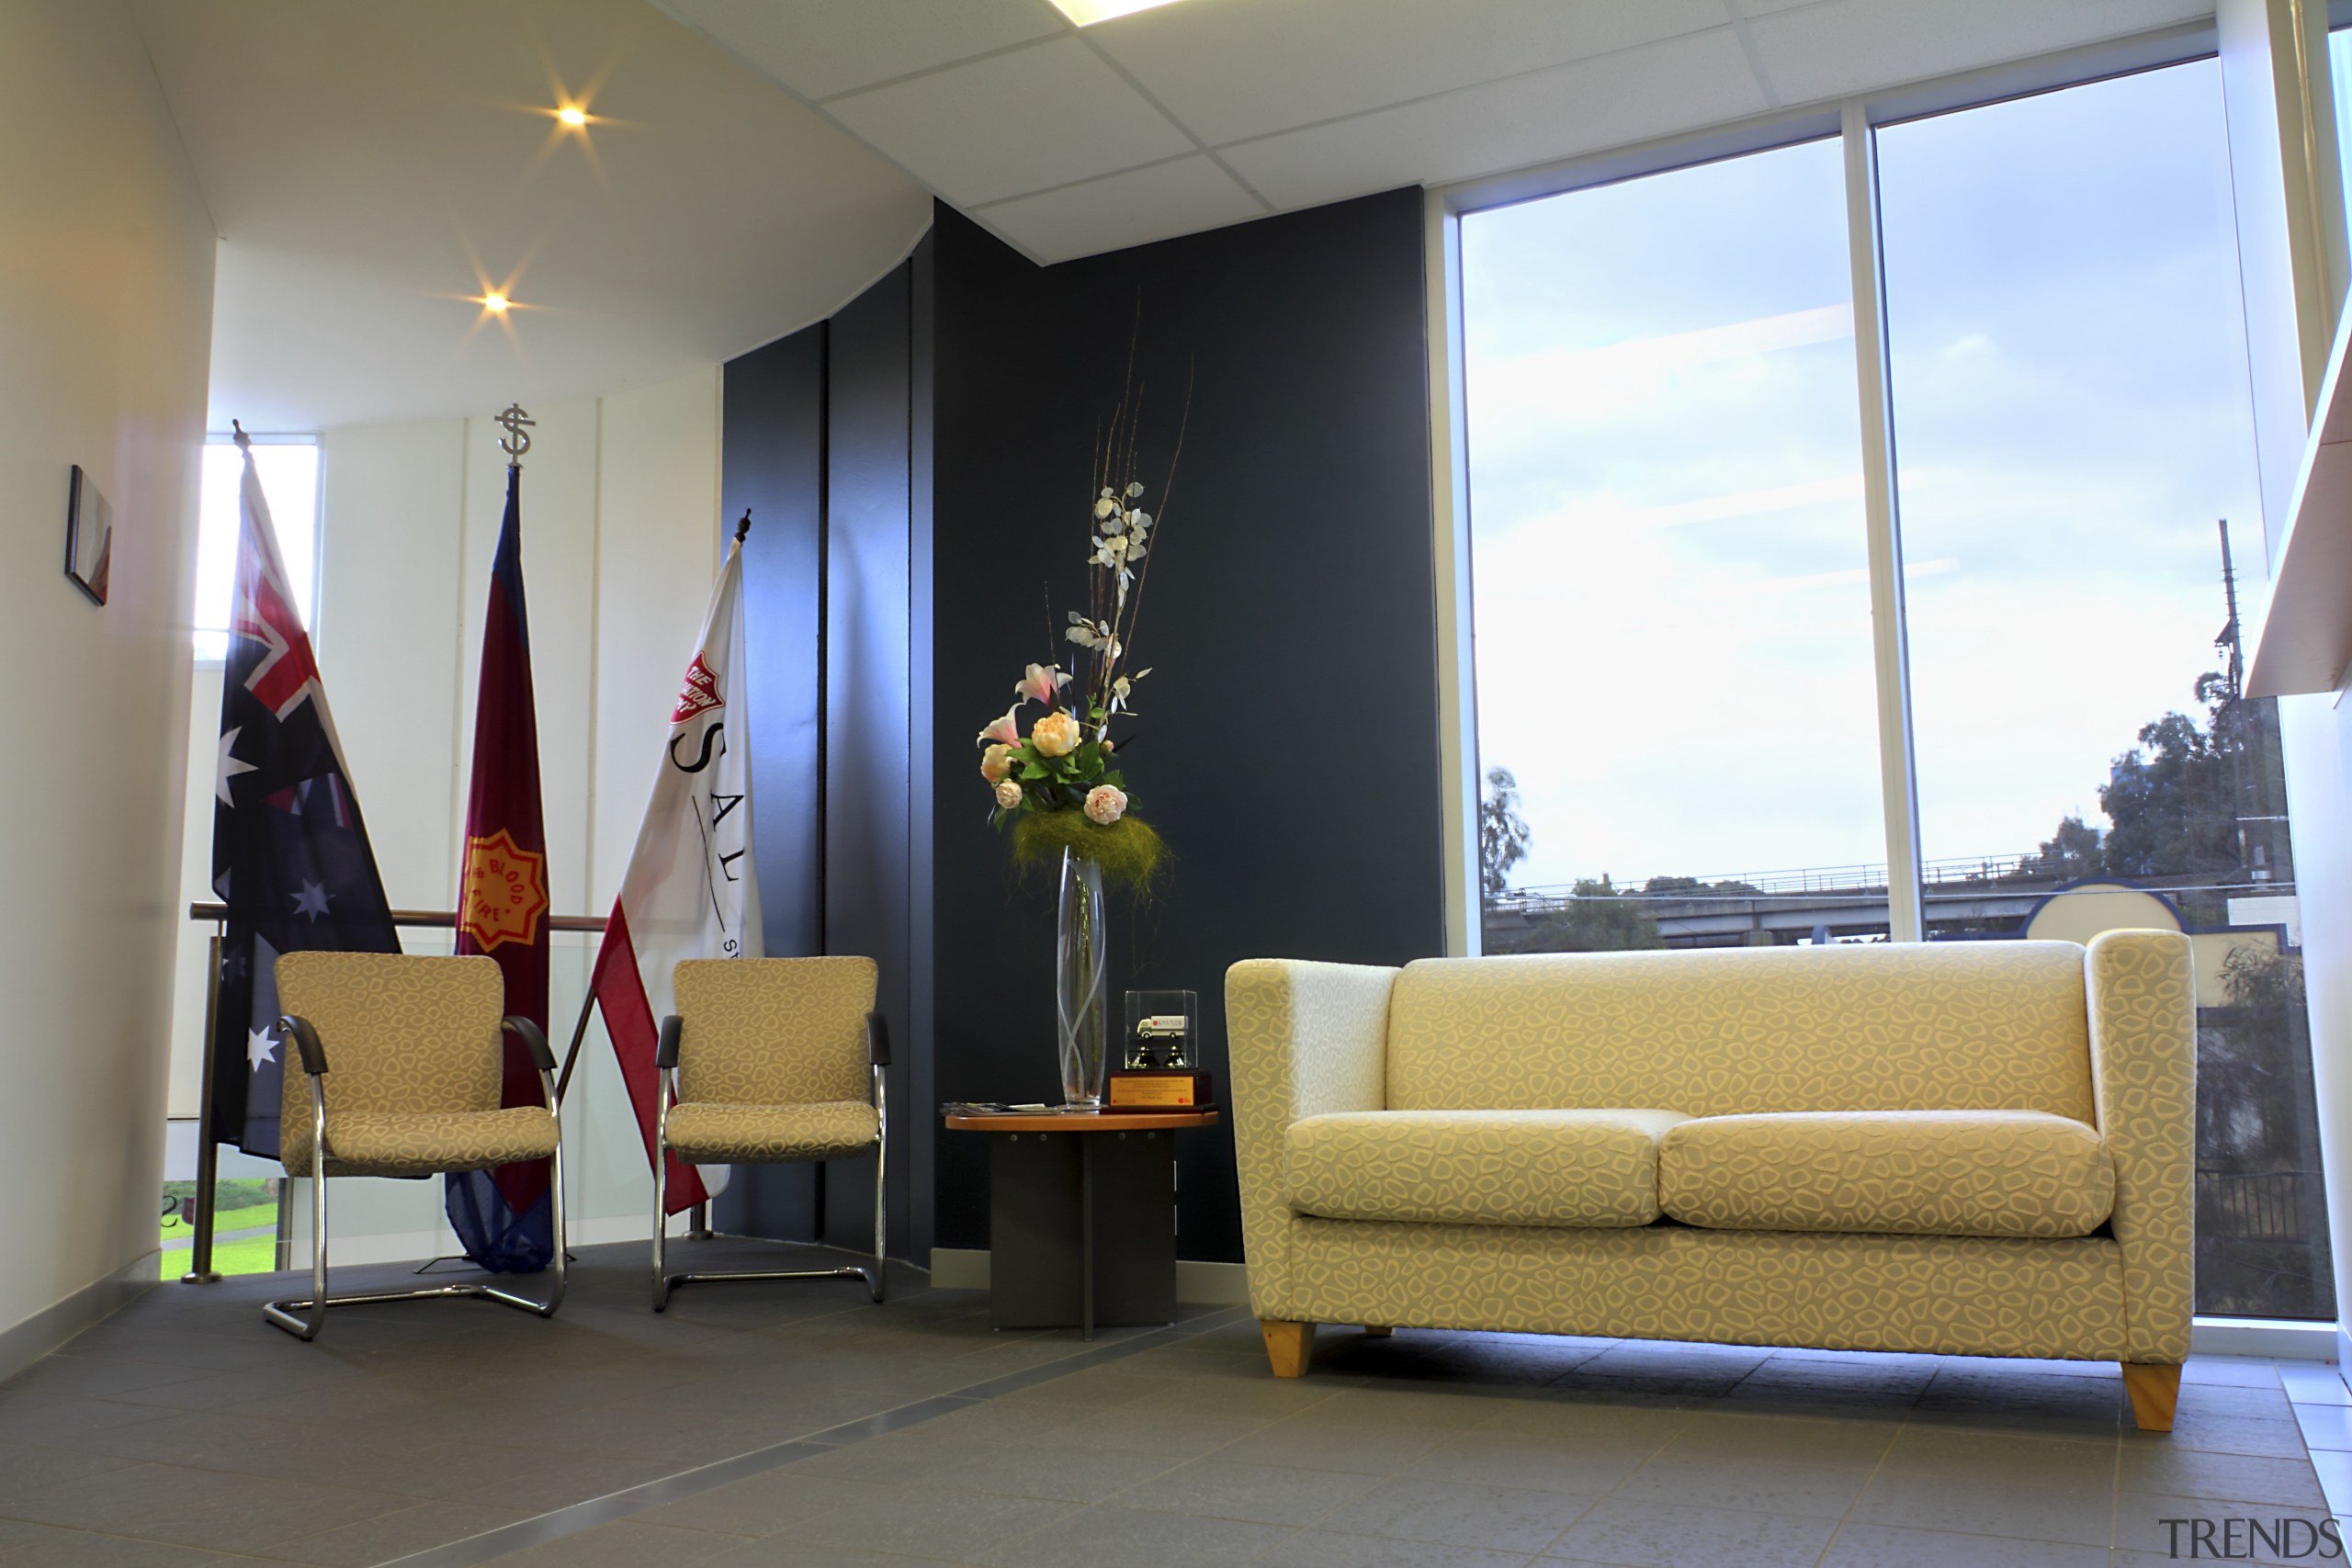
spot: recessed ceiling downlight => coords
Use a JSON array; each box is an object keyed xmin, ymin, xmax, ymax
[{"xmin": 1048, "ymin": 0, "xmax": 1189, "ymax": 25}]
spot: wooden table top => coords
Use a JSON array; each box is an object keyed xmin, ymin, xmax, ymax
[{"xmin": 941, "ymin": 1108, "xmax": 1221, "ymax": 1134}]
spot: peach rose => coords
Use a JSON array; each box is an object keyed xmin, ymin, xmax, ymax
[
  {"xmin": 994, "ymin": 779, "xmax": 1023, "ymax": 810},
  {"xmin": 1084, "ymin": 784, "xmax": 1127, "ymax": 826},
  {"xmin": 1031, "ymin": 711, "xmax": 1080, "ymax": 758},
  {"xmin": 979, "ymin": 742, "xmax": 1016, "ymax": 783}
]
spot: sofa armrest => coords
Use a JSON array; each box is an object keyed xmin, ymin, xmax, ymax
[
  {"xmin": 1225, "ymin": 958, "xmax": 1397, "ymax": 1318},
  {"xmin": 2085, "ymin": 928, "xmax": 2197, "ymax": 1364}
]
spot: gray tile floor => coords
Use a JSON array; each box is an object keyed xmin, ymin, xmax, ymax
[{"xmin": 7, "ymin": 1242, "xmax": 2352, "ymax": 1567}]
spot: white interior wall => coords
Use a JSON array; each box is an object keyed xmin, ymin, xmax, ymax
[
  {"xmin": 0, "ymin": 0, "xmax": 216, "ymax": 1349},
  {"xmin": 167, "ymin": 367, "xmax": 725, "ymax": 1265}
]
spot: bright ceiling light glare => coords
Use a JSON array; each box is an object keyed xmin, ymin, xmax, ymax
[
  {"xmin": 1048, "ymin": 0, "xmax": 1189, "ymax": 25},
  {"xmin": 482, "ymin": 292, "xmax": 509, "ymax": 314},
  {"xmin": 556, "ymin": 104, "xmax": 588, "ymax": 128}
]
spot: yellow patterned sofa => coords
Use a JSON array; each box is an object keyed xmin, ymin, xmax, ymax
[{"xmin": 1226, "ymin": 932, "xmax": 2195, "ymax": 1429}]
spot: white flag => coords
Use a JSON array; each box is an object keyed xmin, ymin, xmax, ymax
[{"xmin": 590, "ymin": 536, "xmax": 762, "ymax": 1211}]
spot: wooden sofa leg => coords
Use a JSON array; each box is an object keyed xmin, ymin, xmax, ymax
[
  {"xmin": 1362, "ymin": 1325, "xmax": 1393, "ymax": 1337},
  {"xmin": 2122, "ymin": 1363, "xmax": 2181, "ymax": 1432},
  {"xmin": 1261, "ymin": 1319, "xmax": 1315, "ymax": 1377}
]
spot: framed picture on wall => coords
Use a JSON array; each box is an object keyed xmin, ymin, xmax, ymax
[{"xmin": 65, "ymin": 465, "xmax": 111, "ymax": 606}]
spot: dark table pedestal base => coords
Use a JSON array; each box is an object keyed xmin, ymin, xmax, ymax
[{"xmin": 987, "ymin": 1126, "xmax": 1176, "ymax": 1337}]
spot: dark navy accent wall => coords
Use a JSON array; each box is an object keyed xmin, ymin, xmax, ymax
[
  {"xmin": 822, "ymin": 255, "xmax": 928, "ymax": 1258},
  {"xmin": 723, "ymin": 190, "xmax": 1438, "ymax": 1267},
  {"xmin": 716, "ymin": 323, "xmax": 824, "ymax": 1243},
  {"xmin": 927, "ymin": 192, "xmax": 1442, "ymax": 1262}
]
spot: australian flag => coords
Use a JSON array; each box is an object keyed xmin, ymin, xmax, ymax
[
  {"xmin": 209, "ymin": 435, "xmax": 399, "ymax": 1158},
  {"xmin": 447, "ymin": 466, "xmax": 557, "ymax": 1273}
]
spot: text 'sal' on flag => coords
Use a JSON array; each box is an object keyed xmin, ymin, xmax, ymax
[{"xmin": 591, "ymin": 532, "xmax": 763, "ymax": 1213}]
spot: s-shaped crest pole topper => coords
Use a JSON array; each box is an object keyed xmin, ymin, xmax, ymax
[{"xmin": 494, "ymin": 403, "xmax": 535, "ymax": 468}]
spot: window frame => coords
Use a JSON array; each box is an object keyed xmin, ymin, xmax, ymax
[{"xmin": 1425, "ymin": 17, "xmax": 2228, "ymax": 957}]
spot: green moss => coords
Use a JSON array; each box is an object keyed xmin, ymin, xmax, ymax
[{"xmin": 1012, "ymin": 810, "xmax": 1167, "ymax": 891}]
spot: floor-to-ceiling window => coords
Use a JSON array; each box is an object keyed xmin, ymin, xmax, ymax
[
  {"xmin": 1463, "ymin": 139, "xmax": 1884, "ymax": 956},
  {"xmin": 1459, "ymin": 56, "xmax": 2333, "ymax": 1319}
]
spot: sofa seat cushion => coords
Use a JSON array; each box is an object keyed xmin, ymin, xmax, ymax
[
  {"xmin": 1657, "ymin": 1110, "xmax": 2113, "ymax": 1238},
  {"xmin": 1285, "ymin": 1109, "xmax": 1689, "ymax": 1228}
]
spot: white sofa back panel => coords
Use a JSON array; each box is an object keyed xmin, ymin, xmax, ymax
[{"xmin": 1385, "ymin": 942, "xmax": 2096, "ymax": 1122}]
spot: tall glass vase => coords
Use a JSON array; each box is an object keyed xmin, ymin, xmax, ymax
[{"xmin": 1056, "ymin": 849, "xmax": 1108, "ymax": 1107}]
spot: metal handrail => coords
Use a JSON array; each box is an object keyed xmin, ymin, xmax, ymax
[{"xmin": 187, "ymin": 901, "xmax": 607, "ymax": 934}]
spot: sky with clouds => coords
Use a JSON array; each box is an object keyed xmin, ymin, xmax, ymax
[{"xmin": 1463, "ymin": 59, "xmax": 2269, "ymax": 894}]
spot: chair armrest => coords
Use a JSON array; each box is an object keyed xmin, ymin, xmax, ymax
[
  {"xmin": 501, "ymin": 1017, "xmax": 556, "ymax": 1073},
  {"xmin": 1224, "ymin": 959, "xmax": 1398, "ymax": 1318},
  {"xmin": 2085, "ymin": 929, "xmax": 2197, "ymax": 1364},
  {"xmin": 656, "ymin": 1015, "xmax": 684, "ymax": 1070},
  {"xmin": 276, "ymin": 1015, "xmax": 328, "ymax": 1076},
  {"xmin": 866, "ymin": 1010, "xmax": 891, "ymax": 1068}
]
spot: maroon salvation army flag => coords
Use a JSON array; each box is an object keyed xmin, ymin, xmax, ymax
[{"xmin": 447, "ymin": 465, "xmax": 556, "ymax": 1272}]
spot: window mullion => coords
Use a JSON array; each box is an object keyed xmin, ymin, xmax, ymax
[{"xmin": 1840, "ymin": 100, "xmax": 1928, "ymax": 942}]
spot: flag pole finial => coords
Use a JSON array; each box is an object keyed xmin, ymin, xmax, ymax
[
  {"xmin": 493, "ymin": 402, "xmax": 535, "ymax": 468},
  {"xmin": 735, "ymin": 508, "xmax": 752, "ymax": 544},
  {"xmin": 231, "ymin": 419, "xmax": 250, "ymax": 453}
]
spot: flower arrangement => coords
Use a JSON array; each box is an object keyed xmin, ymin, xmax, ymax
[{"xmin": 974, "ymin": 391, "xmax": 1179, "ymax": 889}]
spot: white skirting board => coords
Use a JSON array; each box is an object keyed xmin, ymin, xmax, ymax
[
  {"xmin": 927, "ymin": 1247, "xmax": 1252, "ymax": 1304},
  {"xmin": 2190, "ymin": 1314, "xmax": 2339, "ymax": 1361},
  {"xmin": 0, "ymin": 1251, "xmax": 156, "ymax": 1384}
]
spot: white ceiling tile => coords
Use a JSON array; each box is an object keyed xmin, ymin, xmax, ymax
[
  {"xmin": 1092, "ymin": 0, "xmax": 1734, "ymax": 146},
  {"xmin": 652, "ymin": 0, "xmax": 1067, "ymax": 102},
  {"xmin": 976, "ymin": 154, "xmax": 1268, "ymax": 262},
  {"xmin": 827, "ymin": 36, "xmax": 1197, "ymax": 207},
  {"xmin": 1747, "ymin": 0, "xmax": 2213, "ymax": 105},
  {"xmin": 1222, "ymin": 29, "xmax": 1769, "ymax": 212}
]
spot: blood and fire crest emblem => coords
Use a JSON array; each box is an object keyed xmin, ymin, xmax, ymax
[
  {"xmin": 458, "ymin": 828, "xmax": 550, "ymax": 951},
  {"xmin": 672, "ymin": 653, "xmax": 724, "ymax": 724}
]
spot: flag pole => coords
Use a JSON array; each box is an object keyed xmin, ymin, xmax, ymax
[
  {"xmin": 554, "ymin": 981, "xmax": 597, "ymax": 1106},
  {"xmin": 687, "ymin": 508, "xmax": 748, "ymax": 1242}
]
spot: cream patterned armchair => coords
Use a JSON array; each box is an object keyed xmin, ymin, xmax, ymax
[
  {"xmin": 1227, "ymin": 931, "xmax": 2195, "ymax": 1430},
  {"xmin": 652, "ymin": 956, "xmax": 888, "ymax": 1310},
  {"xmin": 270, "ymin": 951, "xmax": 565, "ymax": 1341}
]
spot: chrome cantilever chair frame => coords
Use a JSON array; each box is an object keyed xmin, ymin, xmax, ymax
[
  {"xmin": 263, "ymin": 1016, "xmax": 569, "ymax": 1341},
  {"xmin": 650, "ymin": 1010, "xmax": 888, "ymax": 1312}
]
